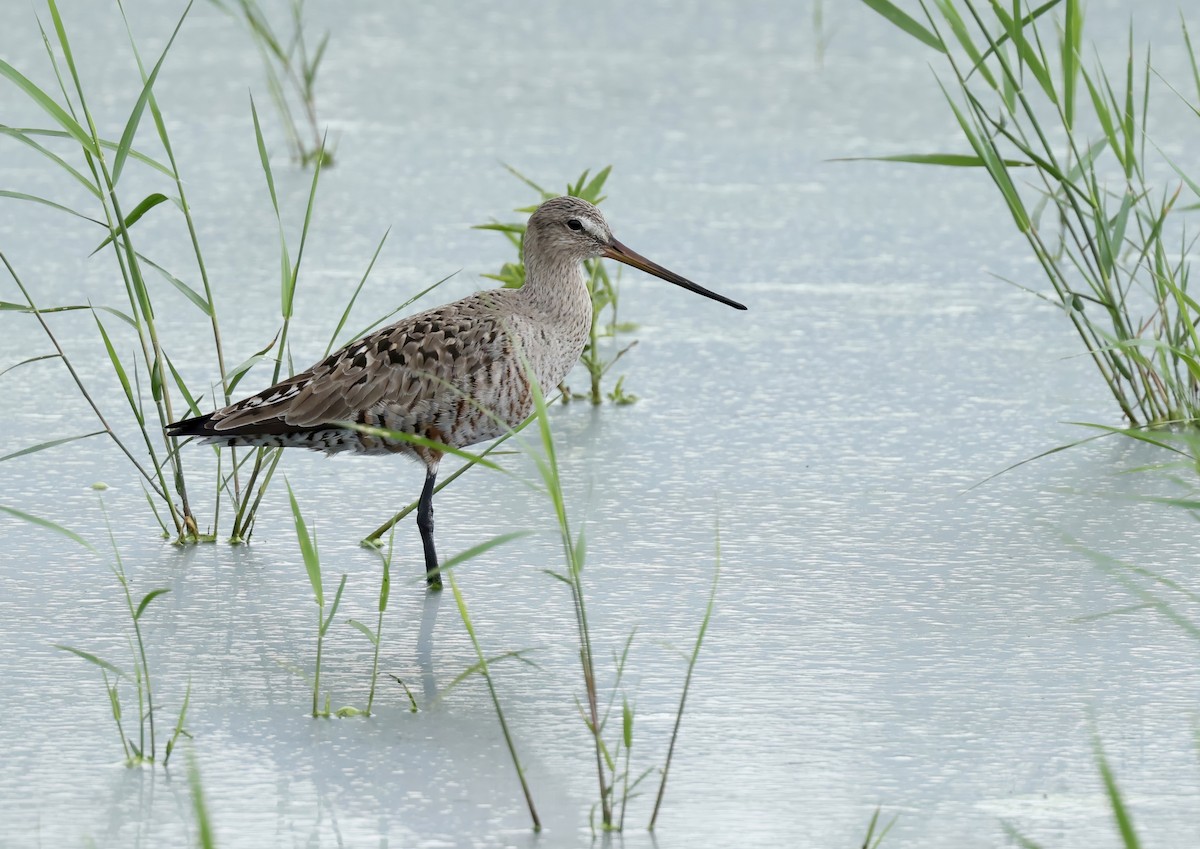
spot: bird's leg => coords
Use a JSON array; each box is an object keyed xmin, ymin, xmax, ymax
[{"xmin": 417, "ymin": 464, "xmax": 441, "ymax": 589}]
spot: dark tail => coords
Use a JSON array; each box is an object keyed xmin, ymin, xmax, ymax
[{"xmin": 166, "ymin": 413, "xmax": 219, "ymax": 438}]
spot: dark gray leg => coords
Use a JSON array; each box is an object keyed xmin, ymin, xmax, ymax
[{"xmin": 417, "ymin": 466, "xmax": 441, "ymax": 589}]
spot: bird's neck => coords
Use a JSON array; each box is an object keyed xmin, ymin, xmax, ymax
[{"xmin": 521, "ymin": 245, "xmax": 593, "ymax": 327}]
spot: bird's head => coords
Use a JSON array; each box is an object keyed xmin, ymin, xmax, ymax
[{"xmin": 524, "ymin": 195, "xmax": 747, "ymax": 311}]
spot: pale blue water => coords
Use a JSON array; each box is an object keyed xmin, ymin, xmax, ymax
[{"xmin": 2, "ymin": 2, "xmax": 1200, "ymax": 848}]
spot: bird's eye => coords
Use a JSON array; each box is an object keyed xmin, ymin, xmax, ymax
[{"xmin": 567, "ymin": 219, "xmax": 583, "ymax": 232}]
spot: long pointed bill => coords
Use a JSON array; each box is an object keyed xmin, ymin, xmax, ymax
[{"xmin": 603, "ymin": 238, "xmax": 747, "ymax": 310}]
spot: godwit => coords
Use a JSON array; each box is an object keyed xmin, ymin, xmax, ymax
[{"xmin": 167, "ymin": 196, "xmax": 745, "ymax": 587}]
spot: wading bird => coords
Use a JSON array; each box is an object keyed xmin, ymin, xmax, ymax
[{"xmin": 168, "ymin": 196, "xmax": 746, "ymax": 587}]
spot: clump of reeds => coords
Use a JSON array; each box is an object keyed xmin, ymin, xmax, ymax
[
  {"xmin": 209, "ymin": 0, "xmax": 334, "ymax": 167},
  {"xmin": 0, "ymin": 2, "xmax": 413, "ymax": 543},
  {"xmin": 860, "ymin": 0, "xmax": 1200, "ymax": 426}
]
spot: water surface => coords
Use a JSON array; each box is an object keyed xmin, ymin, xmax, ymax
[{"xmin": 2, "ymin": 2, "xmax": 1199, "ymax": 847}]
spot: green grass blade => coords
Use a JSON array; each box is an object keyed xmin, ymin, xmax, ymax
[
  {"xmin": 112, "ymin": 2, "xmax": 191, "ymax": 184},
  {"xmin": 0, "ymin": 353, "xmax": 60, "ymax": 379},
  {"xmin": 341, "ymin": 423, "xmax": 507, "ymax": 473},
  {"xmin": 225, "ymin": 331, "xmax": 280, "ymax": 395},
  {"xmin": 55, "ymin": 644, "xmax": 127, "ymax": 678},
  {"xmin": 134, "ymin": 587, "xmax": 170, "ymax": 620},
  {"xmin": 1094, "ymin": 737, "xmax": 1142, "ymax": 848},
  {"xmin": 834, "ymin": 152, "xmax": 1031, "ymax": 167},
  {"xmin": 321, "ymin": 573, "xmax": 348, "ymax": 635},
  {"xmin": 435, "ymin": 649, "xmax": 540, "ymax": 701},
  {"xmin": 446, "ymin": 572, "xmax": 541, "ymax": 830},
  {"xmin": 859, "ymin": 0, "xmax": 946, "ymax": 52},
  {"xmin": 649, "ymin": 524, "xmax": 720, "ymax": 831},
  {"xmin": 323, "ymin": 228, "xmax": 390, "ymax": 357},
  {"xmin": 286, "ymin": 480, "xmax": 323, "ymax": 607},
  {"xmin": 1061, "ymin": 0, "xmax": 1081, "ymax": 128},
  {"xmin": 187, "ymin": 750, "xmax": 216, "ymax": 849},
  {"xmin": 0, "ymin": 189, "xmax": 105, "ymax": 225},
  {"xmin": 0, "ymin": 430, "xmax": 105, "ymax": 462},
  {"xmin": 378, "ymin": 552, "xmax": 391, "ymax": 613},
  {"xmin": 1, "ymin": 126, "xmax": 172, "ymax": 176},
  {"xmin": 1, "ymin": 505, "xmax": 99, "ymax": 554},
  {"xmin": 346, "ymin": 618, "xmax": 378, "ymax": 646},
  {"xmin": 578, "ymin": 165, "xmax": 612, "ymax": 202},
  {"xmin": 90, "ymin": 193, "xmax": 170, "ymax": 256},
  {"xmin": 931, "ymin": 0, "xmax": 999, "ymax": 89},
  {"xmin": 970, "ymin": 0, "xmax": 1065, "ymax": 74},
  {"xmin": 135, "ymin": 251, "xmax": 214, "ymax": 316},
  {"xmin": 0, "ymin": 58, "xmax": 97, "ymax": 155},
  {"xmin": 0, "ymin": 125, "xmax": 100, "ymax": 197},
  {"xmin": 1000, "ymin": 821, "xmax": 1048, "ymax": 848},
  {"xmin": 284, "ymin": 133, "xmax": 326, "ymax": 319},
  {"xmin": 91, "ymin": 310, "xmax": 142, "ymax": 424},
  {"xmin": 164, "ymin": 354, "xmax": 203, "ymax": 418},
  {"xmin": 985, "ymin": 0, "xmax": 1057, "ymax": 103},
  {"xmin": 434, "ymin": 531, "xmax": 531, "ymax": 580}
]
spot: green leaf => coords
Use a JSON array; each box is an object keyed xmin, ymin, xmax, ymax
[
  {"xmin": 2, "ymin": 126, "xmax": 172, "ymax": 176},
  {"xmin": 0, "ymin": 58, "xmax": 98, "ymax": 155},
  {"xmin": 930, "ymin": 0, "xmax": 998, "ymax": 89},
  {"xmin": 92, "ymin": 309, "xmax": 142, "ymax": 425},
  {"xmin": 134, "ymin": 587, "xmax": 170, "ymax": 620},
  {"xmin": 622, "ymin": 697, "xmax": 633, "ymax": 750},
  {"xmin": 346, "ymin": 618, "xmax": 378, "ymax": 646},
  {"xmin": 91, "ymin": 194, "xmax": 170, "ymax": 256},
  {"xmin": 136, "ymin": 252, "xmax": 214, "ymax": 316},
  {"xmin": 226, "ymin": 331, "xmax": 281, "ymax": 395},
  {"xmin": 436, "ymin": 649, "xmax": 539, "ymax": 699},
  {"xmin": 0, "ymin": 124, "xmax": 100, "ymax": 197},
  {"xmin": 321, "ymin": 573, "xmax": 348, "ymax": 635},
  {"xmin": 0, "ymin": 430, "xmax": 105, "ymax": 462},
  {"xmin": 834, "ymin": 152, "xmax": 1031, "ymax": 167},
  {"xmin": 341, "ymin": 422, "xmax": 508, "ymax": 474},
  {"xmin": 0, "ymin": 353, "xmax": 60, "ymax": 379},
  {"xmin": 986, "ymin": 0, "xmax": 1059, "ymax": 104},
  {"xmin": 859, "ymin": 0, "xmax": 945, "ymax": 52},
  {"xmin": 323, "ymin": 228, "xmax": 389, "ymax": 357},
  {"xmin": 435, "ymin": 531, "xmax": 531, "ymax": 579},
  {"xmin": 970, "ymin": 0, "xmax": 1065, "ymax": 78},
  {"xmin": 0, "ymin": 505, "xmax": 98, "ymax": 553},
  {"xmin": 55, "ymin": 644, "xmax": 126, "ymax": 678},
  {"xmin": 577, "ymin": 165, "xmax": 612, "ymax": 203},
  {"xmin": 286, "ymin": 480, "xmax": 323, "ymax": 607},
  {"xmin": 1061, "ymin": 0, "xmax": 1082, "ymax": 128},
  {"xmin": 285, "ymin": 131, "xmax": 327, "ymax": 319},
  {"xmin": 1095, "ymin": 737, "xmax": 1142, "ymax": 848},
  {"xmin": 0, "ymin": 189, "xmax": 104, "ymax": 225},
  {"xmin": 164, "ymin": 353, "xmax": 203, "ymax": 419},
  {"xmin": 378, "ymin": 557, "xmax": 391, "ymax": 613},
  {"xmin": 112, "ymin": 2, "xmax": 191, "ymax": 184}
]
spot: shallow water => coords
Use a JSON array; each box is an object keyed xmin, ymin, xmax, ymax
[{"xmin": 2, "ymin": 2, "xmax": 1200, "ymax": 847}]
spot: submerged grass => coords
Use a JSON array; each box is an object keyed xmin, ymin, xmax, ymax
[
  {"xmin": 519, "ymin": 356, "xmax": 720, "ymax": 832},
  {"xmin": 210, "ymin": 0, "xmax": 333, "ymax": 168},
  {"xmin": 447, "ymin": 567, "xmax": 541, "ymax": 831},
  {"xmin": 345, "ymin": 529, "xmax": 393, "ymax": 716},
  {"xmin": 285, "ymin": 480, "xmax": 348, "ymax": 718},
  {"xmin": 187, "ymin": 748, "xmax": 217, "ymax": 849},
  {"xmin": 858, "ymin": 0, "xmax": 1200, "ymax": 427},
  {"xmin": 0, "ymin": 500, "xmax": 189, "ymax": 766}
]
